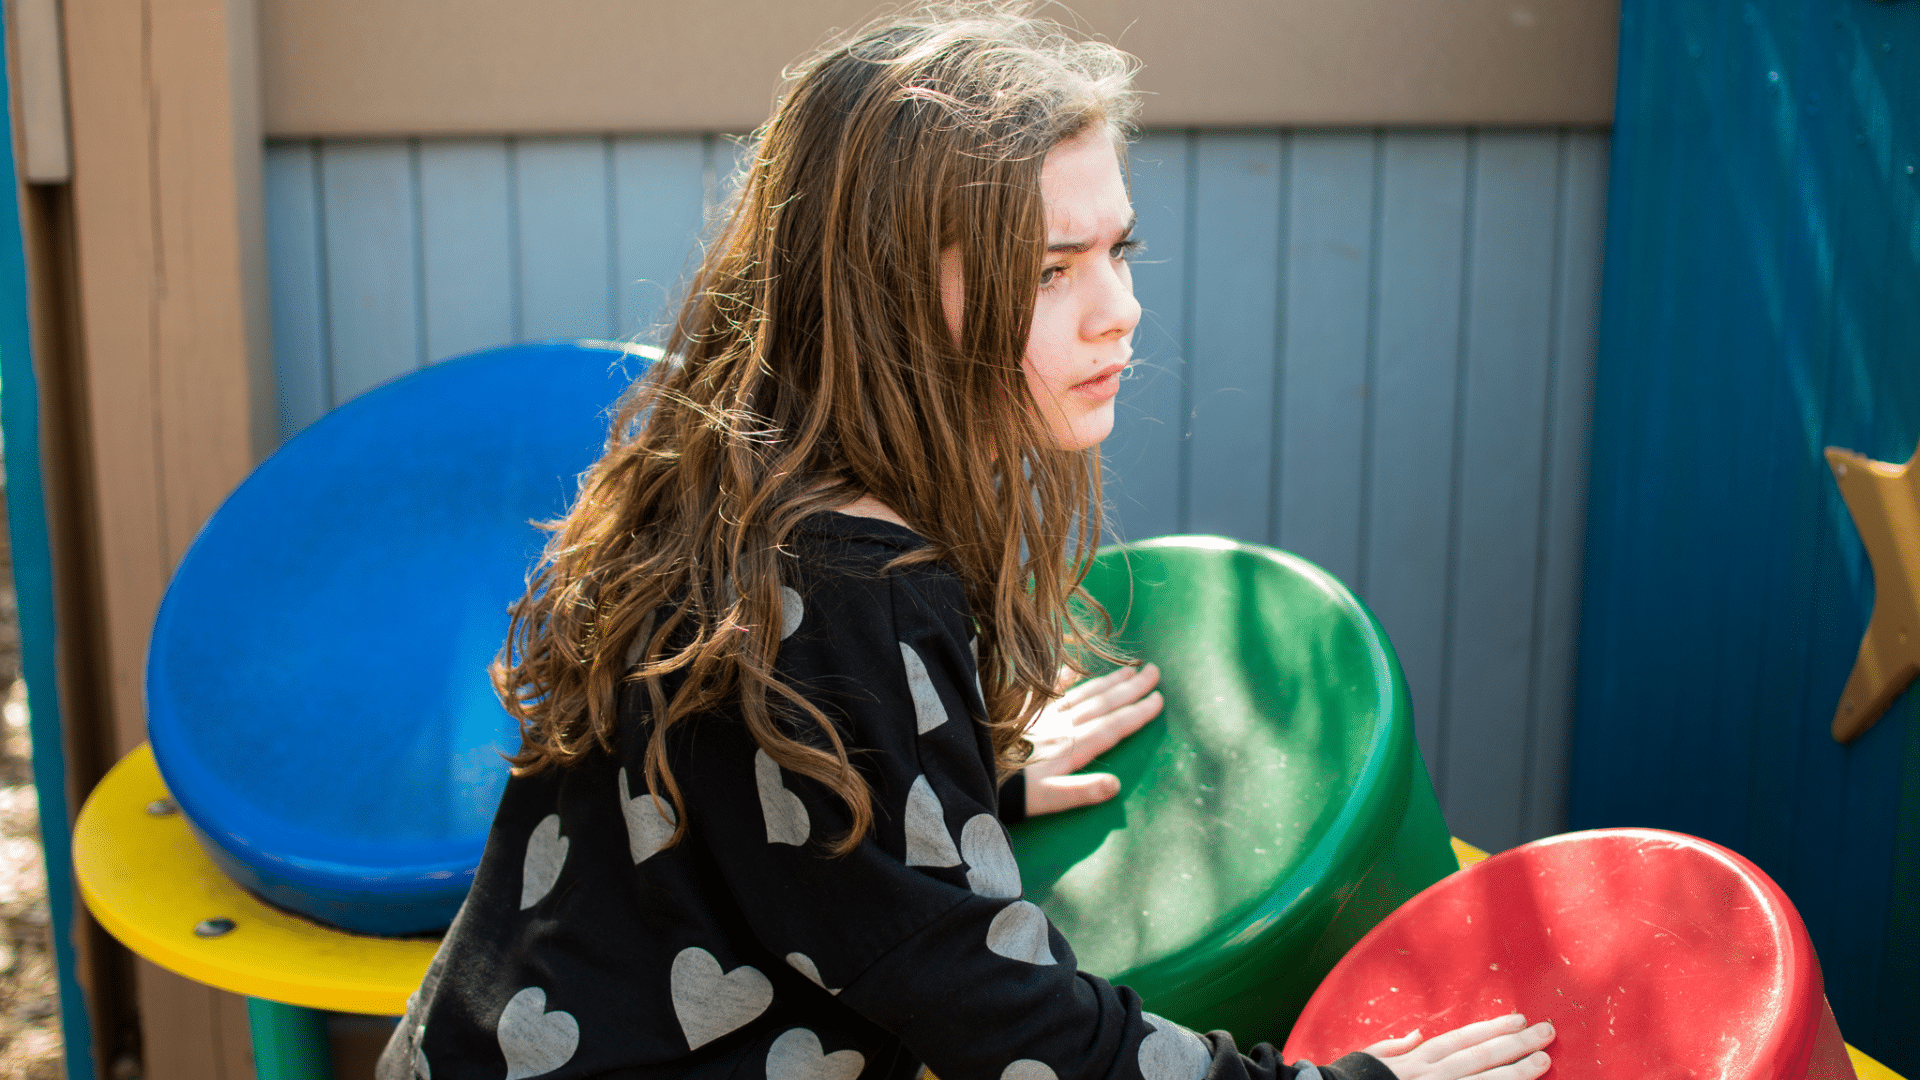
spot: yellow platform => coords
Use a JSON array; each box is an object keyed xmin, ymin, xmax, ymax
[{"xmin": 72, "ymin": 744, "xmax": 433, "ymax": 1014}]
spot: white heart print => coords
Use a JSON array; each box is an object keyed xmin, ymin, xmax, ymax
[
  {"xmin": 779, "ymin": 586, "xmax": 805, "ymax": 640},
  {"xmin": 756, "ymin": 749, "xmax": 811, "ymax": 845},
  {"xmin": 496, "ymin": 986, "xmax": 579, "ymax": 1080},
  {"xmin": 1002, "ymin": 1061, "xmax": 1059, "ymax": 1080},
  {"xmin": 1137, "ymin": 1013, "xmax": 1211, "ymax": 1080},
  {"xmin": 785, "ymin": 951, "xmax": 841, "ymax": 995},
  {"xmin": 767, "ymin": 1028, "xmax": 865, "ymax": 1080},
  {"xmin": 969, "ymin": 635, "xmax": 987, "ymax": 711},
  {"xmin": 984, "ymin": 901, "xmax": 1057, "ymax": 965},
  {"xmin": 671, "ymin": 947, "xmax": 774, "ymax": 1050},
  {"xmin": 900, "ymin": 643, "xmax": 950, "ymax": 733},
  {"xmin": 519, "ymin": 814, "xmax": 568, "ymax": 910},
  {"xmin": 960, "ymin": 814, "xmax": 1021, "ymax": 897},
  {"xmin": 619, "ymin": 767, "xmax": 677, "ymax": 863},
  {"xmin": 904, "ymin": 775, "xmax": 961, "ymax": 867}
]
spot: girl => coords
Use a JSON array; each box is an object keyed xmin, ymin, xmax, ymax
[{"xmin": 380, "ymin": 7, "xmax": 1558, "ymax": 1080}]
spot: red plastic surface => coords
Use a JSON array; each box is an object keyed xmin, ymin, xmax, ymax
[{"xmin": 1283, "ymin": 829, "xmax": 1853, "ymax": 1080}]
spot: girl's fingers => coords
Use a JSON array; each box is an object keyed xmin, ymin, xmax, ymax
[
  {"xmin": 1460, "ymin": 1052, "xmax": 1550, "ymax": 1080},
  {"xmin": 1362, "ymin": 1030, "xmax": 1421, "ymax": 1058},
  {"xmin": 1061, "ymin": 663, "xmax": 1161, "ymax": 721},
  {"xmin": 1054, "ymin": 692, "xmax": 1163, "ymax": 771},
  {"xmin": 1410, "ymin": 1015, "xmax": 1529, "ymax": 1064},
  {"xmin": 1432, "ymin": 1024, "xmax": 1554, "ymax": 1080},
  {"xmin": 1026, "ymin": 772, "xmax": 1122, "ymax": 815},
  {"xmin": 1056, "ymin": 664, "xmax": 1141, "ymax": 711}
]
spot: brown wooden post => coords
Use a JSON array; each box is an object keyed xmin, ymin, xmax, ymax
[{"xmin": 58, "ymin": 0, "xmax": 275, "ymax": 1075}]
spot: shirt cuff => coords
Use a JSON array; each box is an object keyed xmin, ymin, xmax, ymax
[
  {"xmin": 1319, "ymin": 1053, "xmax": 1395, "ymax": 1080},
  {"xmin": 997, "ymin": 774, "xmax": 1027, "ymax": 825}
]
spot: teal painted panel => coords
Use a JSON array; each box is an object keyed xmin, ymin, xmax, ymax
[
  {"xmin": 319, "ymin": 142, "xmax": 423, "ymax": 401},
  {"xmin": 1276, "ymin": 131, "xmax": 1376, "ymax": 588},
  {"xmin": 420, "ymin": 140, "xmax": 515, "ymax": 362},
  {"xmin": 0, "ymin": 6, "xmax": 98, "ymax": 1071},
  {"xmin": 264, "ymin": 142, "xmax": 330, "ymax": 437},
  {"xmin": 1363, "ymin": 130, "xmax": 1470, "ymax": 780},
  {"xmin": 1525, "ymin": 133, "xmax": 1607, "ymax": 842},
  {"xmin": 1104, "ymin": 131, "xmax": 1190, "ymax": 543},
  {"xmin": 515, "ymin": 138, "xmax": 616, "ymax": 341},
  {"xmin": 1186, "ymin": 131, "xmax": 1283, "ymax": 542},
  {"xmin": 612, "ymin": 135, "xmax": 707, "ymax": 343},
  {"xmin": 1575, "ymin": 1, "xmax": 1920, "ymax": 1069}
]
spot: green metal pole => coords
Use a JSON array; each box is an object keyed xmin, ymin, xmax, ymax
[{"xmin": 245, "ymin": 999, "xmax": 334, "ymax": 1080}]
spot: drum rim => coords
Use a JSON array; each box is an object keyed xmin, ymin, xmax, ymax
[
  {"xmin": 1282, "ymin": 826, "xmax": 1826, "ymax": 1073},
  {"xmin": 1051, "ymin": 536, "xmax": 1419, "ymax": 998}
]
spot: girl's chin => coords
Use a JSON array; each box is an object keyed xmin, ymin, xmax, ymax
[{"xmin": 1053, "ymin": 404, "xmax": 1116, "ymax": 452}]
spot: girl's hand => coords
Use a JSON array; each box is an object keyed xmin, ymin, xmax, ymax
[
  {"xmin": 1362, "ymin": 1014, "xmax": 1554, "ymax": 1080},
  {"xmin": 1024, "ymin": 664, "xmax": 1163, "ymax": 815}
]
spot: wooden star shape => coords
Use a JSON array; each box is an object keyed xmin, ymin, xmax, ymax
[{"xmin": 1825, "ymin": 437, "xmax": 1920, "ymax": 742}]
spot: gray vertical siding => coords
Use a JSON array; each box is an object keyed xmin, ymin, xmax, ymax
[{"xmin": 263, "ymin": 127, "xmax": 1609, "ymax": 852}]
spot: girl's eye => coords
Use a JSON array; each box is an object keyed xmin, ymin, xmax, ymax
[
  {"xmin": 1111, "ymin": 238, "xmax": 1145, "ymax": 262},
  {"xmin": 1039, "ymin": 265, "xmax": 1067, "ymax": 287}
]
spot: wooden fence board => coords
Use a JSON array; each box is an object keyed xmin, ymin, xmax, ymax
[
  {"xmin": 1524, "ymin": 131, "xmax": 1607, "ymax": 840},
  {"xmin": 612, "ymin": 135, "xmax": 708, "ymax": 343},
  {"xmin": 1362, "ymin": 131, "xmax": 1470, "ymax": 779},
  {"xmin": 319, "ymin": 141, "xmax": 423, "ymax": 402},
  {"xmin": 420, "ymin": 139, "xmax": 515, "ymax": 363},
  {"xmin": 1105, "ymin": 131, "xmax": 1191, "ymax": 544},
  {"xmin": 264, "ymin": 143, "xmax": 330, "ymax": 437},
  {"xmin": 1185, "ymin": 131, "xmax": 1283, "ymax": 542},
  {"xmin": 515, "ymin": 137, "xmax": 616, "ymax": 342},
  {"xmin": 1276, "ymin": 131, "xmax": 1376, "ymax": 587},
  {"xmin": 1442, "ymin": 131, "xmax": 1563, "ymax": 851}
]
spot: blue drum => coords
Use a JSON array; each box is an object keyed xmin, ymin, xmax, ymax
[{"xmin": 146, "ymin": 341, "xmax": 645, "ymax": 935}]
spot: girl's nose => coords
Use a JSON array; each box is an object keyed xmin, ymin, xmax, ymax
[{"xmin": 1084, "ymin": 261, "xmax": 1141, "ymax": 341}]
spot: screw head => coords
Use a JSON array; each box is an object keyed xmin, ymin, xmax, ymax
[
  {"xmin": 145, "ymin": 798, "xmax": 177, "ymax": 816},
  {"xmin": 192, "ymin": 918, "xmax": 236, "ymax": 938}
]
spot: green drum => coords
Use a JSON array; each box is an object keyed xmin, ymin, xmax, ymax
[{"xmin": 1011, "ymin": 537, "xmax": 1457, "ymax": 1046}]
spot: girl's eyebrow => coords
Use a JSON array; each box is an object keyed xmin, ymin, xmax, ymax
[{"xmin": 1047, "ymin": 213, "xmax": 1138, "ymax": 255}]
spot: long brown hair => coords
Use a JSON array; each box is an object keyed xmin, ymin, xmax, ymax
[{"xmin": 495, "ymin": 2, "xmax": 1139, "ymax": 852}]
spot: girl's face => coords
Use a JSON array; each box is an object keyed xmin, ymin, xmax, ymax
[{"xmin": 944, "ymin": 129, "xmax": 1142, "ymax": 451}]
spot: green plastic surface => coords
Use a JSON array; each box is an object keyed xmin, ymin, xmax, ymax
[
  {"xmin": 1012, "ymin": 537, "xmax": 1456, "ymax": 1046},
  {"xmin": 245, "ymin": 999, "xmax": 333, "ymax": 1080}
]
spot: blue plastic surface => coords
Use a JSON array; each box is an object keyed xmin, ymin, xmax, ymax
[{"xmin": 147, "ymin": 341, "xmax": 645, "ymax": 935}]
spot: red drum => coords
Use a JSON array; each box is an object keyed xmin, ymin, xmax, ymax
[{"xmin": 1283, "ymin": 829, "xmax": 1854, "ymax": 1080}]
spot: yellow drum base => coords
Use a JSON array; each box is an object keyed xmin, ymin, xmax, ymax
[{"xmin": 73, "ymin": 744, "xmax": 433, "ymax": 1014}]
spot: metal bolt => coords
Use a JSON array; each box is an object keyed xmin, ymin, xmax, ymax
[
  {"xmin": 145, "ymin": 798, "xmax": 177, "ymax": 816},
  {"xmin": 193, "ymin": 918, "xmax": 236, "ymax": 938}
]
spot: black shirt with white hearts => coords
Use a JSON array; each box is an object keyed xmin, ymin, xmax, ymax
[{"xmin": 377, "ymin": 511, "xmax": 1393, "ymax": 1080}]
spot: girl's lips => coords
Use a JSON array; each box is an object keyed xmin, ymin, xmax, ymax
[{"xmin": 1074, "ymin": 365, "xmax": 1125, "ymax": 402}]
